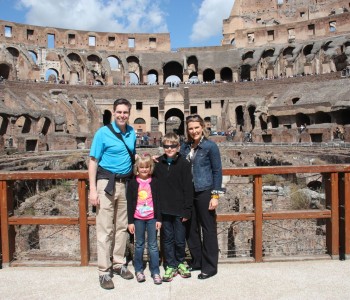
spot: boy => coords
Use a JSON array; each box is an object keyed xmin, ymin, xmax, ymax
[{"xmin": 153, "ymin": 132, "xmax": 193, "ymax": 282}]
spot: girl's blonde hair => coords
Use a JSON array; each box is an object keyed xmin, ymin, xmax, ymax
[{"xmin": 133, "ymin": 153, "xmax": 154, "ymax": 175}]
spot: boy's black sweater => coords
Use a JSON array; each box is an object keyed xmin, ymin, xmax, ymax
[
  {"xmin": 153, "ymin": 153, "xmax": 193, "ymax": 219},
  {"xmin": 126, "ymin": 176, "xmax": 162, "ymax": 224}
]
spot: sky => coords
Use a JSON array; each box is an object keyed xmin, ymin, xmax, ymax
[{"xmin": 0, "ymin": 0, "xmax": 235, "ymax": 49}]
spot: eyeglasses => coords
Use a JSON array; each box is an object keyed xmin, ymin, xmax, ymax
[
  {"xmin": 186, "ymin": 114, "xmax": 201, "ymax": 121},
  {"xmin": 163, "ymin": 144, "xmax": 178, "ymax": 149}
]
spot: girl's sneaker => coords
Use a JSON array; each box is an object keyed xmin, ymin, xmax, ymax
[
  {"xmin": 136, "ymin": 272, "xmax": 146, "ymax": 283},
  {"xmin": 152, "ymin": 274, "xmax": 162, "ymax": 285}
]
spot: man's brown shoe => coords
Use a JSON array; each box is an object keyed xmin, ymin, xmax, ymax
[
  {"xmin": 99, "ymin": 274, "xmax": 114, "ymax": 289},
  {"xmin": 113, "ymin": 265, "xmax": 134, "ymax": 280}
]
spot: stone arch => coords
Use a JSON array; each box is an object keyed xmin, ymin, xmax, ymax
[
  {"xmin": 37, "ymin": 117, "xmax": 51, "ymax": 135},
  {"xmin": 0, "ymin": 63, "xmax": 11, "ymax": 79},
  {"xmin": 6, "ymin": 47, "xmax": 19, "ymax": 58},
  {"xmin": 0, "ymin": 115, "xmax": 9, "ymax": 135},
  {"xmin": 247, "ymin": 105, "xmax": 256, "ymax": 130},
  {"xmin": 235, "ymin": 106, "xmax": 244, "ymax": 131},
  {"xmin": 45, "ymin": 68, "xmax": 59, "ymax": 82},
  {"xmin": 163, "ymin": 61, "xmax": 183, "ymax": 84},
  {"xmin": 103, "ymin": 110, "xmax": 112, "ymax": 125},
  {"xmin": 16, "ymin": 115, "xmax": 32, "ymax": 134},
  {"xmin": 164, "ymin": 108, "xmax": 185, "ymax": 135},
  {"xmin": 28, "ymin": 50, "xmax": 37, "ymax": 64},
  {"xmin": 147, "ymin": 69, "xmax": 158, "ymax": 85},
  {"xmin": 107, "ymin": 56, "xmax": 120, "ymax": 71},
  {"xmin": 187, "ymin": 56, "xmax": 198, "ymax": 74},
  {"xmin": 127, "ymin": 56, "xmax": 141, "ymax": 83},
  {"xmin": 133, "ymin": 117, "xmax": 146, "ymax": 133},
  {"xmin": 240, "ymin": 64, "xmax": 251, "ymax": 81},
  {"xmin": 129, "ymin": 72, "xmax": 139, "ymax": 84},
  {"xmin": 220, "ymin": 67, "xmax": 232, "ymax": 82},
  {"xmin": 203, "ymin": 68, "xmax": 215, "ymax": 82}
]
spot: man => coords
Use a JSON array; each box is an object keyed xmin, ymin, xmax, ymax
[{"xmin": 89, "ymin": 98, "xmax": 136, "ymax": 289}]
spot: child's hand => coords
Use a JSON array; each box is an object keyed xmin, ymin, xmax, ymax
[
  {"xmin": 182, "ymin": 217, "xmax": 188, "ymax": 222},
  {"xmin": 128, "ymin": 224, "xmax": 135, "ymax": 234},
  {"xmin": 156, "ymin": 222, "xmax": 162, "ymax": 230}
]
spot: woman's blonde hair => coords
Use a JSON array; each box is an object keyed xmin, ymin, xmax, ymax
[
  {"xmin": 185, "ymin": 114, "xmax": 210, "ymax": 142},
  {"xmin": 133, "ymin": 153, "xmax": 154, "ymax": 175}
]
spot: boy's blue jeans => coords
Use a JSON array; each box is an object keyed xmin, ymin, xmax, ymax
[
  {"xmin": 134, "ymin": 218, "xmax": 160, "ymax": 276},
  {"xmin": 162, "ymin": 214, "xmax": 186, "ymax": 268}
]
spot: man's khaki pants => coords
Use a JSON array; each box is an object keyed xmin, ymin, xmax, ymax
[{"xmin": 96, "ymin": 179, "xmax": 128, "ymax": 275}]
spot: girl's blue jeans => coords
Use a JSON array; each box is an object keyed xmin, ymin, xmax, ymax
[{"xmin": 134, "ymin": 218, "xmax": 160, "ymax": 276}]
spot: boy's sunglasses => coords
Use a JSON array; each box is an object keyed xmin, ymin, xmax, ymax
[{"xmin": 163, "ymin": 144, "xmax": 178, "ymax": 149}]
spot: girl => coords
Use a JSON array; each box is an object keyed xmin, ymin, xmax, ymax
[{"xmin": 126, "ymin": 153, "xmax": 162, "ymax": 284}]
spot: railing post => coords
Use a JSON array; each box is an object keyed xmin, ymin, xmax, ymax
[
  {"xmin": 325, "ymin": 172, "xmax": 339, "ymax": 259},
  {"xmin": 339, "ymin": 172, "xmax": 350, "ymax": 259},
  {"xmin": 253, "ymin": 175, "xmax": 263, "ymax": 262},
  {"xmin": 78, "ymin": 179, "xmax": 89, "ymax": 266},
  {"xmin": 0, "ymin": 180, "xmax": 15, "ymax": 267}
]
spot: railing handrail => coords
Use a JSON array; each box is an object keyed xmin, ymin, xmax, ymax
[{"xmin": 1, "ymin": 164, "xmax": 349, "ymax": 267}]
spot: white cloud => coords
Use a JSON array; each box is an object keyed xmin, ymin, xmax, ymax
[
  {"xmin": 17, "ymin": 0, "xmax": 168, "ymax": 33},
  {"xmin": 190, "ymin": 0, "xmax": 235, "ymax": 43}
]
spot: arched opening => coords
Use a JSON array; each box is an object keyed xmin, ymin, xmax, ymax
[
  {"xmin": 129, "ymin": 72, "xmax": 139, "ymax": 84},
  {"xmin": 107, "ymin": 56, "xmax": 120, "ymax": 71},
  {"xmin": 28, "ymin": 51, "xmax": 37, "ymax": 64},
  {"xmin": 0, "ymin": 64, "xmax": 10, "ymax": 79},
  {"xmin": 248, "ymin": 106, "xmax": 256, "ymax": 130},
  {"xmin": 164, "ymin": 108, "xmax": 185, "ymax": 135},
  {"xmin": 147, "ymin": 69, "xmax": 158, "ymax": 85},
  {"xmin": 133, "ymin": 118, "xmax": 146, "ymax": 135},
  {"xmin": 240, "ymin": 65, "xmax": 251, "ymax": 81},
  {"xmin": 16, "ymin": 116, "xmax": 32, "ymax": 134},
  {"xmin": 220, "ymin": 67, "xmax": 232, "ymax": 82},
  {"xmin": 45, "ymin": 68, "xmax": 59, "ymax": 82},
  {"xmin": 314, "ymin": 112, "xmax": 331, "ymax": 124},
  {"xmin": 37, "ymin": 117, "xmax": 51, "ymax": 135},
  {"xmin": 303, "ymin": 44, "xmax": 314, "ymax": 56},
  {"xmin": 296, "ymin": 113, "xmax": 310, "ymax": 127},
  {"xmin": 203, "ymin": 68, "xmax": 215, "ymax": 82},
  {"xmin": 187, "ymin": 56, "xmax": 198, "ymax": 73},
  {"xmin": 235, "ymin": 106, "xmax": 244, "ymax": 131},
  {"xmin": 103, "ymin": 110, "xmax": 112, "ymax": 125},
  {"xmin": 269, "ymin": 115, "xmax": 279, "ymax": 128},
  {"xmin": 163, "ymin": 61, "xmax": 183, "ymax": 84},
  {"xmin": 283, "ymin": 47, "xmax": 295, "ymax": 57}
]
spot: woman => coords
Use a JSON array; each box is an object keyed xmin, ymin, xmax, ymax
[{"xmin": 180, "ymin": 114, "xmax": 223, "ymax": 280}]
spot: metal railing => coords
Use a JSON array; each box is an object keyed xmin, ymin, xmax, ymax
[{"xmin": 1, "ymin": 164, "xmax": 350, "ymax": 267}]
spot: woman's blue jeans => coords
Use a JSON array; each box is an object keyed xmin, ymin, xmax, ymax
[{"xmin": 134, "ymin": 218, "xmax": 160, "ymax": 276}]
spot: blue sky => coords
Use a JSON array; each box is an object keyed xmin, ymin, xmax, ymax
[{"xmin": 0, "ymin": 0, "xmax": 235, "ymax": 49}]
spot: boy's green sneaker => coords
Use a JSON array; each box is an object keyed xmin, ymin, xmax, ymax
[
  {"xmin": 177, "ymin": 263, "xmax": 191, "ymax": 278},
  {"xmin": 162, "ymin": 266, "xmax": 178, "ymax": 282}
]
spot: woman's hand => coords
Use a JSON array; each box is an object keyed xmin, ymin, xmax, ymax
[
  {"xmin": 156, "ymin": 222, "xmax": 162, "ymax": 230},
  {"xmin": 209, "ymin": 197, "xmax": 219, "ymax": 210}
]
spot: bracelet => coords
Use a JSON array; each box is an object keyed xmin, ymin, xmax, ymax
[{"xmin": 211, "ymin": 194, "xmax": 219, "ymax": 199}]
